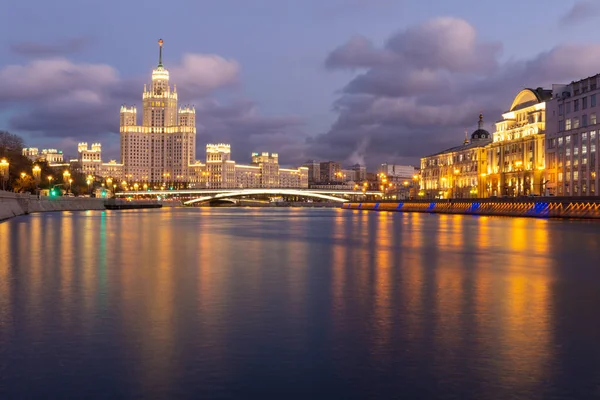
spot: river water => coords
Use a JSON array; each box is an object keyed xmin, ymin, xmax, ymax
[{"xmin": 1, "ymin": 208, "xmax": 600, "ymax": 399}]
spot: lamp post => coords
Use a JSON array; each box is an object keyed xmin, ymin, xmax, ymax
[
  {"xmin": 63, "ymin": 170, "xmax": 71, "ymax": 193},
  {"xmin": 0, "ymin": 159, "xmax": 9, "ymax": 191},
  {"xmin": 47, "ymin": 175, "xmax": 53, "ymax": 190},
  {"xmin": 32, "ymin": 165, "xmax": 41, "ymax": 196},
  {"xmin": 86, "ymin": 175, "xmax": 93, "ymax": 195}
]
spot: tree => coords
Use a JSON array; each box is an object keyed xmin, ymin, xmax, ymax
[
  {"xmin": 12, "ymin": 175, "xmax": 36, "ymax": 193},
  {"xmin": 0, "ymin": 131, "xmax": 25, "ymax": 156}
]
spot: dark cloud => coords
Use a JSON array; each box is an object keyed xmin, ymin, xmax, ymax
[
  {"xmin": 10, "ymin": 36, "xmax": 94, "ymax": 57},
  {"xmin": 560, "ymin": 1, "xmax": 600, "ymax": 25},
  {"xmin": 314, "ymin": 17, "xmax": 600, "ymax": 168}
]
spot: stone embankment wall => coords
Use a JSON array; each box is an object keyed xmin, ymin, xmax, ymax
[
  {"xmin": 0, "ymin": 191, "xmax": 105, "ymax": 221},
  {"xmin": 342, "ymin": 199, "xmax": 600, "ymax": 219}
]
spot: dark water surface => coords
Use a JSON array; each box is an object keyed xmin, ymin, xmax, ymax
[{"xmin": 1, "ymin": 208, "xmax": 600, "ymax": 399}]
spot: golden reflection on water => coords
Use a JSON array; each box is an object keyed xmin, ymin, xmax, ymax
[
  {"xmin": 0, "ymin": 208, "xmax": 566, "ymax": 396},
  {"xmin": 371, "ymin": 212, "xmax": 393, "ymax": 359}
]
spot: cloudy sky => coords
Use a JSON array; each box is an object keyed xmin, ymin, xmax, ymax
[{"xmin": 1, "ymin": 0, "xmax": 599, "ymax": 168}]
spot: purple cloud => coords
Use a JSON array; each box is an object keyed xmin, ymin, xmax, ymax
[
  {"xmin": 10, "ymin": 36, "xmax": 94, "ymax": 57},
  {"xmin": 314, "ymin": 17, "xmax": 600, "ymax": 167},
  {"xmin": 560, "ymin": 1, "xmax": 600, "ymax": 25}
]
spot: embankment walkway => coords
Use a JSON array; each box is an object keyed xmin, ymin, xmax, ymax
[{"xmin": 342, "ymin": 198, "xmax": 600, "ymax": 219}]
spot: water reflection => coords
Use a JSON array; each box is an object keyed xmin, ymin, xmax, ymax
[{"xmin": 1, "ymin": 209, "xmax": 600, "ymax": 399}]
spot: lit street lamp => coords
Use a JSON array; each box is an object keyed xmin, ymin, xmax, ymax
[
  {"xmin": 86, "ymin": 175, "xmax": 93, "ymax": 194},
  {"xmin": 0, "ymin": 158, "xmax": 9, "ymax": 191},
  {"xmin": 32, "ymin": 165, "xmax": 41, "ymax": 196},
  {"xmin": 47, "ymin": 175, "xmax": 53, "ymax": 189}
]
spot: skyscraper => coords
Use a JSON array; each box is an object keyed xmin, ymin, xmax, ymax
[{"xmin": 120, "ymin": 39, "xmax": 196, "ymax": 185}]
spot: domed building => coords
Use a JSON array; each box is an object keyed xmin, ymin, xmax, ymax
[
  {"xmin": 484, "ymin": 87, "xmax": 551, "ymax": 197},
  {"xmin": 420, "ymin": 114, "xmax": 492, "ymax": 199}
]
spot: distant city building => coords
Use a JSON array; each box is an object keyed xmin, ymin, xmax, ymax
[
  {"xmin": 340, "ymin": 169, "xmax": 355, "ymax": 182},
  {"xmin": 319, "ymin": 161, "xmax": 342, "ymax": 183},
  {"xmin": 485, "ymin": 88, "xmax": 551, "ymax": 197},
  {"xmin": 22, "ymin": 148, "xmax": 64, "ymax": 164},
  {"xmin": 78, "ymin": 142, "xmax": 103, "ymax": 177},
  {"xmin": 189, "ymin": 144, "xmax": 308, "ymax": 189},
  {"xmin": 420, "ymin": 115, "xmax": 492, "ymax": 198},
  {"xmin": 303, "ymin": 160, "xmax": 321, "ymax": 184},
  {"xmin": 350, "ymin": 164, "xmax": 367, "ymax": 181},
  {"xmin": 546, "ymin": 76, "xmax": 600, "ymax": 196},
  {"xmin": 119, "ymin": 39, "xmax": 196, "ymax": 184},
  {"xmin": 379, "ymin": 163, "xmax": 417, "ymax": 179}
]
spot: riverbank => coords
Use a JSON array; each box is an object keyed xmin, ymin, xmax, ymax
[
  {"xmin": 0, "ymin": 191, "xmax": 105, "ymax": 222},
  {"xmin": 342, "ymin": 198, "xmax": 600, "ymax": 219}
]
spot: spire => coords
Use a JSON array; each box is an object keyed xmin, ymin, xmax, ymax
[
  {"xmin": 158, "ymin": 39, "xmax": 164, "ymax": 68},
  {"xmin": 464, "ymin": 130, "xmax": 469, "ymax": 145},
  {"xmin": 478, "ymin": 113, "xmax": 484, "ymax": 130}
]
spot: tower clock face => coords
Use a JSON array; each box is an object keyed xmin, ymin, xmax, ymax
[{"xmin": 155, "ymin": 88, "xmax": 163, "ymax": 95}]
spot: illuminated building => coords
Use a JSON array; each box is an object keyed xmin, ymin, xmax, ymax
[
  {"xmin": 379, "ymin": 164, "xmax": 417, "ymax": 179},
  {"xmin": 319, "ymin": 161, "xmax": 342, "ymax": 183},
  {"xmin": 546, "ymin": 76, "xmax": 600, "ymax": 196},
  {"xmin": 189, "ymin": 144, "xmax": 308, "ymax": 189},
  {"xmin": 22, "ymin": 148, "xmax": 64, "ymax": 164},
  {"xmin": 485, "ymin": 88, "xmax": 551, "ymax": 197},
  {"xmin": 119, "ymin": 39, "xmax": 196, "ymax": 184},
  {"xmin": 420, "ymin": 115, "xmax": 492, "ymax": 198},
  {"xmin": 77, "ymin": 142, "xmax": 103, "ymax": 176},
  {"xmin": 350, "ymin": 164, "xmax": 367, "ymax": 181}
]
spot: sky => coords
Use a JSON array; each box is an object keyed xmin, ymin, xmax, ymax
[{"xmin": 1, "ymin": 0, "xmax": 600, "ymax": 168}]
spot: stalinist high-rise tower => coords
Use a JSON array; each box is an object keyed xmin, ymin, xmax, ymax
[{"xmin": 120, "ymin": 39, "xmax": 196, "ymax": 185}]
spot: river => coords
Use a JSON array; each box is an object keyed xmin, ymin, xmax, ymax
[{"xmin": 1, "ymin": 208, "xmax": 600, "ymax": 399}]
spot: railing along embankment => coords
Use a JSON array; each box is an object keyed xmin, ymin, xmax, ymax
[{"xmin": 342, "ymin": 197, "xmax": 600, "ymax": 219}]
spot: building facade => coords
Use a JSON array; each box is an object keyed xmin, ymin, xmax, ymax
[
  {"xmin": 420, "ymin": 115, "xmax": 492, "ymax": 199},
  {"xmin": 119, "ymin": 39, "xmax": 196, "ymax": 184},
  {"xmin": 546, "ymin": 76, "xmax": 600, "ymax": 196},
  {"xmin": 484, "ymin": 88, "xmax": 550, "ymax": 197},
  {"xmin": 78, "ymin": 142, "xmax": 103, "ymax": 177},
  {"xmin": 189, "ymin": 144, "xmax": 308, "ymax": 189},
  {"xmin": 319, "ymin": 161, "xmax": 342, "ymax": 184},
  {"xmin": 22, "ymin": 148, "xmax": 64, "ymax": 164},
  {"xmin": 303, "ymin": 160, "xmax": 321, "ymax": 184}
]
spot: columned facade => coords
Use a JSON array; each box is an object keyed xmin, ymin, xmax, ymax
[{"xmin": 484, "ymin": 88, "xmax": 550, "ymax": 197}]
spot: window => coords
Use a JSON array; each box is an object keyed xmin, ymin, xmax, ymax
[
  {"xmin": 566, "ymin": 102, "xmax": 571, "ymax": 114},
  {"xmin": 566, "ymin": 119, "xmax": 572, "ymax": 130},
  {"xmin": 566, "ymin": 136, "xmax": 571, "ymax": 144},
  {"xmin": 583, "ymin": 115, "xmax": 588, "ymax": 127},
  {"xmin": 574, "ymin": 134, "xmax": 579, "ymax": 145},
  {"xmin": 592, "ymin": 94, "xmax": 597, "ymax": 107},
  {"xmin": 575, "ymin": 99, "xmax": 580, "ymax": 111},
  {"xmin": 559, "ymin": 104, "xmax": 564, "ymax": 115},
  {"xmin": 583, "ymin": 132, "xmax": 588, "ymax": 140},
  {"xmin": 592, "ymin": 113, "xmax": 597, "ymax": 125},
  {"xmin": 559, "ymin": 137, "xmax": 564, "ymax": 146},
  {"xmin": 558, "ymin": 172, "xmax": 563, "ymax": 182},
  {"xmin": 583, "ymin": 97, "xmax": 588, "ymax": 109},
  {"xmin": 559, "ymin": 120, "xmax": 565, "ymax": 131},
  {"xmin": 592, "ymin": 131, "xmax": 597, "ymax": 141},
  {"xmin": 574, "ymin": 118, "xmax": 580, "ymax": 129}
]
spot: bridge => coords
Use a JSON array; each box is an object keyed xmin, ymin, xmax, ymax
[{"xmin": 115, "ymin": 188, "xmax": 383, "ymax": 204}]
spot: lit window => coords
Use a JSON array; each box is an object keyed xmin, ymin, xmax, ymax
[{"xmin": 566, "ymin": 119, "xmax": 572, "ymax": 130}]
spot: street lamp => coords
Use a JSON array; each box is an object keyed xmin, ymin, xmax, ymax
[
  {"xmin": 86, "ymin": 175, "xmax": 93, "ymax": 194},
  {"xmin": 0, "ymin": 159, "xmax": 9, "ymax": 191},
  {"xmin": 32, "ymin": 165, "xmax": 41, "ymax": 196},
  {"xmin": 63, "ymin": 170, "xmax": 71, "ymax": 193},
  {"xmin": 47, "ymin": 175, "xmax": 53, "ymax": 189}
]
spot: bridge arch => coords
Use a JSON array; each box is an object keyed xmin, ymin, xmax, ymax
[{"xmin": 183, "ymin": 189, "xmax": 349, "ymax": 205}]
